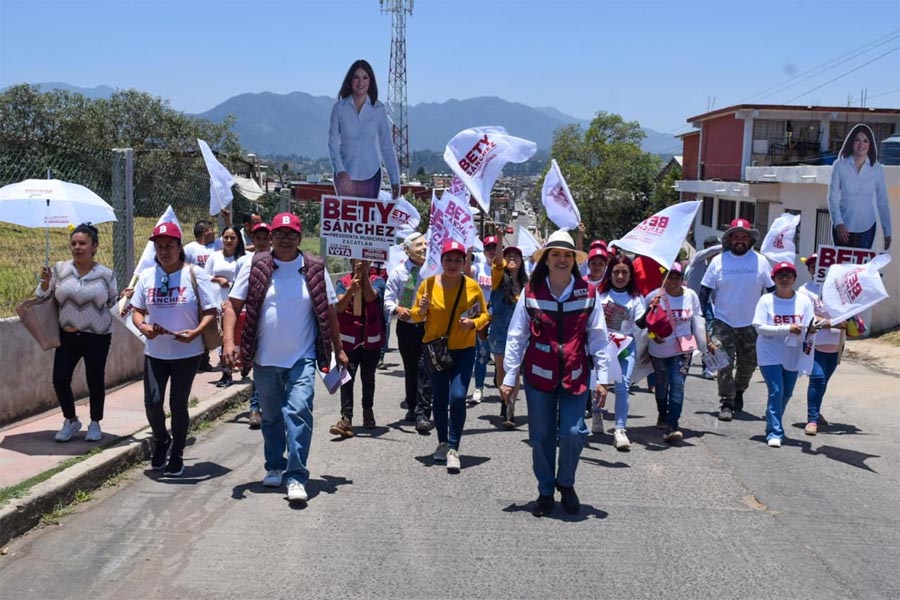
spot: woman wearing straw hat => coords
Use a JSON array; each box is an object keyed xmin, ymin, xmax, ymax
[{"xmin": 502, "ymin": 230, "xmax": 609, "ymax": 516}]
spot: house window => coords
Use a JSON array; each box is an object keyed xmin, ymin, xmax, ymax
[
  {"xmin": 739, "ymin": 201, "xmax": 756, "ymax": 225},
  {"xmin": 815, "ymin": 209, "xmax": 832, "ymax": 248},
  {"xmin": 718, "ymin": 199, "xmax": 736, "ymax": 230},
  {"xmin": 701, "ymin": 196, "xmax": 714, "ymax": 227},
  {"xmin": 830, "ymin": 122, "xmax": 897, "ymax": 155}
]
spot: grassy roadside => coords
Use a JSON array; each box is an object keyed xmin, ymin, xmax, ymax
[{"xmin": 0, "ymin": 447, "xmax": 102, "ymax": 506}]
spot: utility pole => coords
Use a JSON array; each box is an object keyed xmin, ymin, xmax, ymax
[{"xmin": 380, "ymin": 0, "xmax": 413, "ymax": 182}]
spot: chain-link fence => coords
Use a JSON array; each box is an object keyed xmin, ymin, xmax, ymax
[{"xmin": 0, "ymin": 137, "xmax": 263, "ymax": 316}]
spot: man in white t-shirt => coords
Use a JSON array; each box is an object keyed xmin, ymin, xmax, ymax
[
  {"xmin": 184, "ymin": 209, "xmax": 232, "ymax": 268},
  {"xmin": 700, "ymin": 218, "xmax": 775, "ymax": 421},
  {"xmin": 222, "ymin": 212, "xmax": 347, "ymax": 503}
]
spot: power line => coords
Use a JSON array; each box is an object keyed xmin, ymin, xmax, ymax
[{"xmin": 783, "ymin": 47, "xmax": 900, "ymax": 104}]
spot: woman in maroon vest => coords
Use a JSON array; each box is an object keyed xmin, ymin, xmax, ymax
[
  {"xmin": 501, "ymin": 230, "xmax": 610, "ymax": 517},
  {"xmin": 330, "ymin": 259, "xmax": 386, "ymax": 437}
]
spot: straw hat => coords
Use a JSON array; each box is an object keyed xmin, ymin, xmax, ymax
[{"xmin": 532, "ymin": 230, "xmax": 588, "ymax": 263}]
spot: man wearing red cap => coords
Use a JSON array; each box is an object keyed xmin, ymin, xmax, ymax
[
  {"xmin": 222, "ymin": 212, "xmax": 347, "ymax": 503},
  {"xmin": 700, "ymin": 218, "xmax": 775, "ymax": 421}
]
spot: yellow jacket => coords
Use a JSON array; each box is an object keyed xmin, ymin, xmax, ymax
[{"xmin": 411, "ymin": 275, "xmax": 489, "ymax": 349}]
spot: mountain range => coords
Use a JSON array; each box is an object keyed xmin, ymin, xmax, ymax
[{"xmin": 10, "ymin": 83, "xmax": 680, "ymax": 158}]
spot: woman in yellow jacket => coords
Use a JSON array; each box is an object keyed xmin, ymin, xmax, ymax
[{"xmin": 412, "ymin": 240, "xmax": 489, "ymax": 473}]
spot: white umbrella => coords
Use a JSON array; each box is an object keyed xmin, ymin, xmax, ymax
[{"xmin": 0, "ymin": 178, "xmax": 117, "ymax": 264}]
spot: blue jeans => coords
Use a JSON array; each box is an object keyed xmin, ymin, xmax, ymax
[
  {"xmin": 249, "ymin": 382, "xmax": 259, "ymax": 412},
  {"xmin": 253, "ymin": 357, "xmax": 317, "ymax": 484},
  {"xmin": 650, "ymin": 353, "xmax": 691, "ymax": 429},
  {"xmin": 807, "ymin": 350, "xmax": 838, "ymax": 424},
  {"xmin": 473, "ymin": 336, "xmax": 490, "ymax": 388},
  {"xmin": 833, "ymin": 222, "xmax": 876, "ymax": 250},
  {"xmin": 614, "ymin": 340, "xmax": 636, "ymax": 429},
  {"xmin": 428, "ymin": 347, "xmax": 476, "ymax": 450},
  {"xmin": 524, "ymin": 382, "xmax": 589, "ymax": 496},
  {"xmin": 759, "ymin": 364, "xmax": 799, "ymax": 441}
]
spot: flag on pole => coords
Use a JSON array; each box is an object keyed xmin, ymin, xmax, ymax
[
  {"xmin": 134, "ymin": 205, "xmax": 181, "ymax": 278},
  {"xmin": 760, "ymin": 212, "xmax": 800, "ymax": 264},
  {"xmin": 198, "ymin": 138, "xmax": 235, "ymax": 215},
  {"xmin": 541, "ymin": 159, "xmax": 581, "ymax": 229},
  {"xmin": 379, "ymin": 190, "xmax": 421, "ymax": 237},
  {"xmin": 821, "ymin": 253, "xmax": 891, "ymax": 323},
  {"xmin": 516, "ymin": 225, "xmax": 541, "ymax": 258},
  {"xmin": 610, "ymin": 201, "xmax": 701, "ymax": 268},
  {"xmin": 443, "ymin": 126, "xmax": 537, "ymax": 214}
]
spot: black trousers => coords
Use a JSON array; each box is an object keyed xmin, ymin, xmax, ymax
[
  {"xmin": 396, "ymin": 320, "xmax": 425, "ymax": 412},
  {"xmin": 339, "ymin": 346, "xmax": 380, "ymax": 420},
  {"xmin": 143, "ymin": 354, "xmax": 201, "ymax": 457},
  {"xmin": 53, "ymin": 330, "xmax": 111, "ymax": 421}
]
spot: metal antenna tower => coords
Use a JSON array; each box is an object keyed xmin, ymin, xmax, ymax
[{"xmin": 380, "ymin": 0, "xmax": 413, "ymax": 180}]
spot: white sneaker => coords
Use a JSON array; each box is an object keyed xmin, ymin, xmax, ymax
[
  {"xmin": 287, "ymin": 479, "xmax": 308, "ymax": 501},
  {"xmin": 84, "ymin": 421, "xmax": 102, "ymax": 442},
  {"xmin": 262, "ymin": 470, "xmax": 284, "ymax": 487},
  {"xmin": 591, "ymin": 412, "xmax": 604, "ymax": 434},
  {"xmin": 446, "ymin": 449, "xmax": 461, "ymax": 473},
  {"xmin": 613, "ymin": 428, "xmax": 631, "ymax": 451},
  {"xmin": 433, "ymin": 442, "xmax": 449, "ymax": 463},
  {"xmin": 55, "ymin": 418, "xmax": 82, "ymax": 442},
  {"xmin": 767, "ymin": 437, "xmax": 782, "ymax": 448},
  {"xmin": 471, "ymin": 388, "xmax": 484, "ymax": 404}
]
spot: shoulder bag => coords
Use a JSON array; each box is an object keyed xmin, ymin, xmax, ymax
[
  {"xmin": 645, "ymin": 291, "xmax": 673, "ymax": 340},
  {"xmin": 423, "ymin": 276, "xmax": 466, "ymax": 374},
  {"xmin": 17, "ymin": 293, "xmax": 61, "ymax": 351},
  {"xmin": 188, "ymin": 266, "xmax": 223, "ymax": 350}
]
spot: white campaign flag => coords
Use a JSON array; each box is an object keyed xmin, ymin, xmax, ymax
[
  {"xmin": 516, "ymin": 225, "xmax": 541, "ymax": 258},
  {"xmin": 541, "ymin": 159, "xmax": 581, "ymax": 229},
  {"xmin": 198, "ymin": 138, "xmax": 235, "ymax": 215},
  {"xmin": 443, "ymin": 126, "xmax": 537, "ymax": 213},
  {"xmin": 611, "ymin": 201, "xmax": 701, "ymax": 268},
  {"xmin": 760, "ymin": 212, "xmax": 800, "ymax": 264},
  {"xmin": 441, "ymin": 189, "xmax": 477, "ymax": 249},
  {"xmin": 421, "ymin": 190, "xmax": 450, "ymax": 278},
  {"xmin": 821, "ymin": 253, "xmax": 891, "ymax": 323},
  {"xmin": 379, "ymin": 190, "xmax": 421, "ymax": 237}
]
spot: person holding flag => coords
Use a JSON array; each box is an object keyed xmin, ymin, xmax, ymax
[
  {"xmin": 597, "ymin": 254, "xmax": 646, "ymax": 450},
  {"xmin": 753, "ymin": 262, "xmax": 815, "ymax": 448},
  {"xmin": 501, "ymin": 230, "xmax": 609, "ymax": 516}
]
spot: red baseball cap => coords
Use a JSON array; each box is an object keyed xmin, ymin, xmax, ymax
[
  {"xmin": 503, "ymin": 245, "xmax": 523, "ymax": 257},
  {"xmin": 272, "ymin": 212, "xmax": 301, "ymax": 233},
  {"xmin": 771, "ymin": 261, "xmax": 797, "ymax": 277},
  {"xmin": 588, "ymin": 247, "xmax": 608, "ymax": 261},
  {"xmin": 589, "ymin": 239, "xmax": 607, "ymax": 250},
  {"xmin": 252, "ymin": 222, "xmax": 271, "ymax": 233},
  {"xmin": 482, "ymin": 235, "xmax": 498, "ymax": 248},
  {"xmin": 149, "ymin": 222, "xmax": 182, "ymax": 241},
  {"xmin": 441, "ymin": 239, "xmax": 467, "ymax": 258}
]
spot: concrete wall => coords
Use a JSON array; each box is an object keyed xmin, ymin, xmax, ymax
[{"xmin": 0, "ymin": 317, "xmax": 145, "ymax": 426}]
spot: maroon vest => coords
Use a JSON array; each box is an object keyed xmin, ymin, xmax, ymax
[
  {"xmin": 336, "ymin": 273, "xmax": 385, "ymax": 352},
  {"xmin": 523, "ymin": 278, "xmax": 596, "ymax": 395},
  {"xmin": 240, "ymin": 251, "xmax": 333, "ymax": 370}
]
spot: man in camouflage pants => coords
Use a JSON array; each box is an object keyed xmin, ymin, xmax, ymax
[{"xmin": 699, "ymin": 218, "xmax": 775, "ymax": 421}]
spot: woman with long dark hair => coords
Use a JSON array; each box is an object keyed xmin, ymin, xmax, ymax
[
  {"xmin": 37, "ymin": 223, "xmax": 118, "ymax": 442},
  {"xmin": 204, "ymin": 225, "xmax": 245, "ymax": 387},
  {"xmin": 502, "ymin": 230, "xmax": 609, "ymax": 516},
  {"xmin": 597, "ymin": 253, "xmax": 646, "ymax": 451},
  {"xmin": 131, "ymin": 222, "xmax": 217, "ymax": 477},
  {"xmin": 328, "ymin": 59, "xmax": 401, "ymax": 199}
]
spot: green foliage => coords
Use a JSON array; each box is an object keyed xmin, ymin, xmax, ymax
[
  {"xmin": 539, "ymin": 112, "xmax": 662, "ymax": 241},
  {"xmin": 649, "ymin": 164, "xmax": 682, "ymax": 215}
]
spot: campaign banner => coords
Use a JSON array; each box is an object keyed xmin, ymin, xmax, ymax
[
  {"xmin": 760, "ymin": 212, "xmax": 800, "ymax": 264},
  {"xmin": 320, "ymin": 194, "xmax": 397, "ymax": 262},
  {"xmin": 378, "ymin": 190, "xmax": 420, "ymax": 237},
  {"xmin": 821, "ymin": 254, "xmax": 891, "ymax": 323},
  {"xmin": 443, "ymin": 126, "xmax": 537, "ymax": 213},
  {"xmin": 610, "ymin": 201, "xmax": 701, "ymax": 268},
  {"xmin": 812, "ymin": 244, "xmax": 879, "ymax": 283},
  {"xmin": 542, "ymin": 159, "xmax": 581, "ymax": 229},
  {"xmin": 198, "ymin": 138, "xmax": 235, "ymax": 215},
  {"xmin": 421, "ymin": 190, "xmax": 451, "ymax": 278}
]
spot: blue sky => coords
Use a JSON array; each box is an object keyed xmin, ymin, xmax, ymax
[{"xmin": 1, "ymin": 0, "xmax": 898, "ymax": 147}]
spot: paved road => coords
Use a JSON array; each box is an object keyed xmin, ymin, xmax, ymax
[{"xmin": 2, "ymin": 353, "xmax": 898, "ymax": 599}]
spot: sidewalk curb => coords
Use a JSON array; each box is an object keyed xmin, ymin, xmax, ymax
[{"xmin": 0, "ymin": 385, "xmax": 249, "ymax": 547}]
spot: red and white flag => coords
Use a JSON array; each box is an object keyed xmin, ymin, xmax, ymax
[
  {"xmin": 821, "ymin": 253, "xmax": 891, "ymax": 323},
  {"xmin": 379, "ymin": 190, "xmax": 421, "ymax": 237},
  {"xmin": 542, "ymin": 159, "xmax": 581, "ymax": 229},
  {"xmin": 760, "ymin": 212, "xmax": 800, "ymax": 264},
  {"xmin": 443, "ymin": 126, "xmax": 537, "ymax": 214},
  {"xmin": 610, "ymin": 201, "xmax": 701, "ymax": 268},
  {"xmin": 198, "ymin": 138, "xmax": 235, "ymax": 215}
]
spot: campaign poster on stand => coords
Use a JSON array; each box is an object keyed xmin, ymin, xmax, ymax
[
  {"xmin": 812, "ymin": 244, "xmax": 879, "ymax": 284},
  {"xmin": 320, "ymin": 194, "xmax": 398, "ymax": 262}
]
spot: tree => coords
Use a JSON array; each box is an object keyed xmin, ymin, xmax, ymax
[
  {"xmin": 649, "ymin": 164, "xmax": 682, "ymax": 215},
  {"xmin": 537, "ymin": 112, "xmax": 662, "ymax": 241}
]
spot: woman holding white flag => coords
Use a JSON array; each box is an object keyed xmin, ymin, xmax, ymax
[
  {"xmin": 328, "ymin": 59, "xmax": 400, "ymax": 199},
  {"xmin": 797, "ymin": 254, "xmax": 846, "ymax": 435},
  {"xmin": 501, "ymin": 230, "xmax": 608, "ymax": 516},
  {"xmin": 753, "ymin": 262, "xmax": 815, "ymax": 448},
  {"xmin": 597, "ymin": 254, "xmax": 646, "ymax": 450}
]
